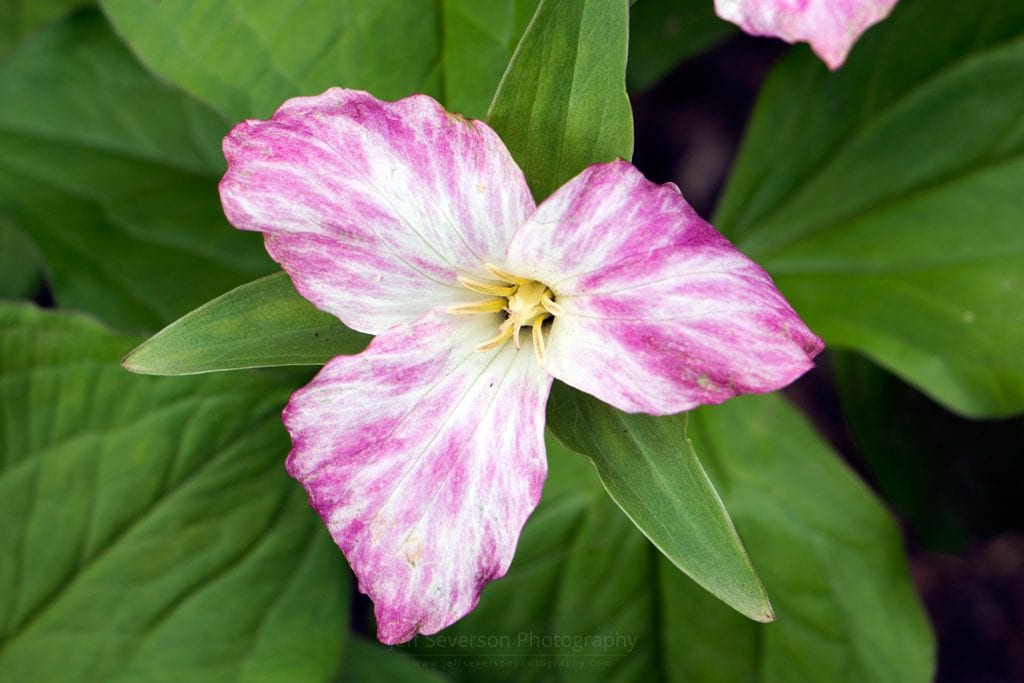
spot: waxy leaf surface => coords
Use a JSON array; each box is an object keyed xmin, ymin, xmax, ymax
[
  {"xmin": 0, "ymin": 13, "xmax": 272, "ymax": 332},
  {"xmin": 123, "ymin": 273, "xmax": 369, "ymax": 376},
  {"xmin": 546, "ymin": 383, "xmax": 773, "ymax": 623},
  {"xmin": 488, "ymin": 0, "xmax": 634, "ymax": 200},
  {"xmin": 0, "ymin": 305, "xmax": 349, "ymax": 682},
  {"xmin": 101, "ymin": 0, "xmax": 538, "ymax": 121}
]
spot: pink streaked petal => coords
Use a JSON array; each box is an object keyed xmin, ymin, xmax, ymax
[
  {"xmin": 504, "ymin": 160, "xmax": 822, "ymax": 415},
  {"xmin": 284, "ymin": 311, "xmax": 552, "ymax": 644},
  {"xmin": 220, "ymin": 89, "xmax": 535, "ymax": 335},
  {"xmin": 714, "ymin": 0, "xmax": 898, "ymax": 69}
]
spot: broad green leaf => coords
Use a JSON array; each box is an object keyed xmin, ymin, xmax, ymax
[
  {"xmin": 0, "ymin": 0, "xmax": 90, "ymax": 58},
  {"xmin": 439, "ymin": 0, "xmax": 540, "ymax": 117},
  {"xmin": 0, "ymin": 12, "xmax": 272, "ymax": 332},
  {"xmin": 123, "ymin": 273, "xmax": 369, "ymax": 376},
  {"xmin": 0, "ymin": 304, "xmax": 348, "ymax": 682},
  {"xmin": 833, "ymin": 351, "xmax": 1024, "ymax": 551},
  {"xmin": 546, "ymin": 383, "xmax": 772, "ymax": 623},
  {"xmin": 101, "ymin": 0, "xmax": 538, "ymax": 121},
  {"xmin": 406, "ymin": 395, "xmax": 934, "ymax": 682},
  {"xmin": 714, "ymin": 0, "xmax": 1024, "ymax": 417},
  {"xmin": 627, "ymin": 0, "xmax": 734, "ymax": 91},
  {"xmin": 546, "ymin": 492, "xmax": 671, "ymax": 681},
  {"xmin": 0, "ymin": 218, "xmax": 42, "ymax": 299},
  {"xmin": 487, "ymin": 0, "xmax": 634, "ymax": 199},
  {"xmin": 680, "ymin": 395, "xmax": 935, "ymax": 682}
]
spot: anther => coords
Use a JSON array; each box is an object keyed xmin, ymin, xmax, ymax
[
  {"xmin": 452, "ymin": 266, "xmax": 559, "ymax": 360},
  {"xmin": 476, "ymin": 320, "xmax": 515, "ymax": 353},
  {"xmin": 485, "ymin": 263, "xmax": 531, "ymax": 285},
  {"xmin": 447, "ymin": 299, "xmax": 507, "ymax": 315},
  {"xmin": 541, "ymin": 296, "xmax": 563, "ymax": 317},
  {"xmin": 457, "ymin": 276, "xmax": 517, "ymax": 297},
  {"xmin": 532, "ymin": 314, "xmax": 551, "ymax": 365}
]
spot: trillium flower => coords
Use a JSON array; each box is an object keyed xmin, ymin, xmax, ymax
[
  {"xmin": 219, "ymin": 89, "xmax": 822, "ymax": 644},
  {"xmin": 715, "ymin": 0, "xmax": 899, "ymax": 69}
]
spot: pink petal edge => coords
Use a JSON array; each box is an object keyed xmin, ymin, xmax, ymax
[
  {"xmin": 714, "ymin": 0, "xmax": 899, "ymax": 69},
  {"xmin": 283, "ymin": 310, "xmax": 552, "ymax": 644},
  {"xmin": 219, "ymin": 89, "xmax": 535, "ymax": 335},
  {"xmin": 503, "ymin": 160, "xmax": 823, "ymax": 415}
]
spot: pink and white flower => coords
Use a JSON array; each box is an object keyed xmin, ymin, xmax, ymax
[
  {"xmin": 715, "ymin": 0, "xmax": 899, "ymax": 69},
  {"xmin": 219, "ymin": 89, "xmax": 822, "ymax": 644}
]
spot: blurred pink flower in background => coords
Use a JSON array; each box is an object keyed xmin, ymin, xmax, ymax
[{"xmin": 715, "ymin": 0, "xmax": 899, "ymax": 68}]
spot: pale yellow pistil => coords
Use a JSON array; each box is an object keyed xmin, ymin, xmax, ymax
[{"xmin": 448, "ymin": 263, "xmax": 563, "ymax": 364}]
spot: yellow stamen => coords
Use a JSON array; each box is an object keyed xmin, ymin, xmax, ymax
[
  {"xmin": 485, "ymin": 262, "xmax": 531, "ymax": 285},
  {"xmin": 476, "ymin": 320, "xmax": 515, "ymax": 353},
  {"xmin": 449, "ymin": 265, "xmax": 562, "ymax": 359},
  {"xmin": 532, "ymin": 314, "xmax": 551, "ymax": 365},
  {"xmin": 541, "ymin": 295, "xmax": 563, "ymax": 317},
  {"xmin": 447, "ymin": 298, "xmax": 507, "ymax": 315},
  {"xmin": 457, "ymin": 276, "xmax": 517, "ymax": 297}
]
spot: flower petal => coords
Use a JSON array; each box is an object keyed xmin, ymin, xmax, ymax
[
  {"xmin": 284, "ymin": 310, "xmax": 552, "ymax": 643},
  {"xmin": 503, "ymin": 160, "xmax": 822, "ymax": 415},
  {"xmin": 714, "ymin": 0, "xmax": 898, "ymax": 69},
  {"xmin": 220, "ymin": 89, "xmax": 535, "ymax": 334}
]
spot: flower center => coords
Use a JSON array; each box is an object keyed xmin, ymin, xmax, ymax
[{"xmin": 448, "ymin": 263, "xmax": 563, "ymax": 364}]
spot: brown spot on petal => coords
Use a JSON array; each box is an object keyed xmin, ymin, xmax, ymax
[
  {"xmin": 401, "ymin": 535, "xmax": 424, "ymax": 567},
  {"xmin": 444, "ymin": 110, "xmax": 476, "ymax": 129}
]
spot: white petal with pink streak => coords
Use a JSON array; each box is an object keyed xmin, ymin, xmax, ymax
[
  {"xmin": 503, "ymin": 160, "xmax": 823, "ymax": 415},
  {"xmin": 220, "ymin": 89, "xmax": 535, "ymax": 335},
  {"xmin": 283, "ymin": 311, "xmax": 551, "ymax": 643}
]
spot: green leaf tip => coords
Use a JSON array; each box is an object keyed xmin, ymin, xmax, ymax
[
  {"xmin": 120, "ymin": 272, "xmax": 369, "ymax": 376},
  {"xmin": 546, "ymin": 383, "xmax": 774, "ymax": 623}
]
